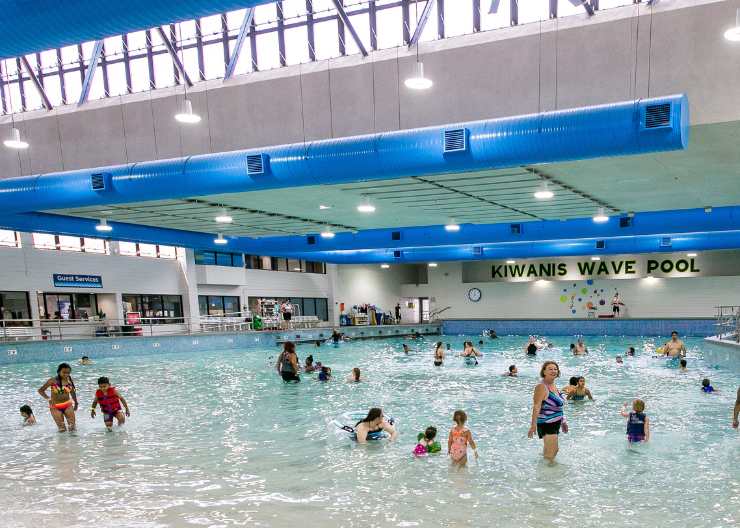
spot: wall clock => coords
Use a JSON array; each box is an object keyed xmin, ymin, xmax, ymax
[{"xmin": 468, "ymin": 288, "xmax": 482, "ymax": 302}]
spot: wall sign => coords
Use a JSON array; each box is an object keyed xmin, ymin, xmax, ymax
[
  {"xmin": 462, "ymin": 250, "xmax": 740, "ymax": 283},
  {"xmin": 53, "ymin": 274, "xmax": 103, "ymax": 288}
]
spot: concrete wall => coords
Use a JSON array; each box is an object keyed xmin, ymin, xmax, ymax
[
  {"xmin": 335, "ymin": 264, "xmax": 420, "ymax": 321},
  {"xmin": 0, "ymin": 0, "xmax": 733, "ymax": 179}
]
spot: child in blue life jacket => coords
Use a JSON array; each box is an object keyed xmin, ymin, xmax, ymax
[
  {"xmin": 701, "ymin": 378, "xmax": 721, "ymax": 393},
  {"xmin": 621, "ymin": 399, "xmax": 649, "ymax": 443}
]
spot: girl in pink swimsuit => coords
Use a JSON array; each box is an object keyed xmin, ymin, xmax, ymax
[{"xmin": 447, "ymin": 410, "xmax": 478, "ymax": 466}]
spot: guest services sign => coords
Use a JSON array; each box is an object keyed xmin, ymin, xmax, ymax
[{"xmin": 53, "ymin": 274, "xmax": 103, "ymax": 288}]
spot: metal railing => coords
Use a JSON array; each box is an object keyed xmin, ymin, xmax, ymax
[
  {"xmin": 429, "ymin": 307, "xmax": 451, "ymax": 324},
  {"xmin": 714, "ymin": 306, "xmax": 740, "ymax": 342}
]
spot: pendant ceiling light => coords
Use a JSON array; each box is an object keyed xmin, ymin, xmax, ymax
[
  {"xmin": 445, "ymin": 218, "xmax": 460, "ymax": 232},
  {"xmin": 534, "ymin": 179, "xmax": 553, "ymax": 199},
  {"xmin": 214, "ymin": 208, "xmax": 232, "ymax": 223},
  {"xmin": 4, "ymin": 127, "xmax": 28, "ymax": 149},
  {"xmin": 381, "ymin": 264, "xmax": 390, "ymax": 269},
  {"xmin": 405, "ymin": 61, "xmax": 433, "ymax": 90},
  {"xmin": 214, "ymin": 233, "xmax": 227, "ymax": 244},
  {"xmin": 357, "ymin": 196, "xmax": 376, "ymax": 212},
  {"xmin": 593, "ymin": 207, "xmax": 609, "ymax": 223},
  {"xmin": 175, "ymin": 99, "xmax": 201, "ymax": 123},
  {"xmin": 95, "ymin": 218, "xmax": 112, "ymax": 232},
  {"xmin": 726, "ymin": 9, "xmax": 740, "ymax": 40},
  {"xmin": 320, "ymin": 226, "xmax": 335, "ymax": 238}
]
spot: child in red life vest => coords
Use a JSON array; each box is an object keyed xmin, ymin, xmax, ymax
[{"xmin": 91, "ymin": 376, "xmax": 130, "ymax": 427}]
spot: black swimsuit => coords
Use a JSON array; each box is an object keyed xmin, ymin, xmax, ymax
[{"xmin": 527, "ymin": 344, "xmax": 537, "ymax": 355}]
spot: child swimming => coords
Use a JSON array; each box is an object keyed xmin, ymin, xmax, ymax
[
  {"xmin": 91, "ymin": 376, "xmax": 130, "ymax": 427},
  {"xmin": 413, "ymin": 426, "xmax": 441, "ymax": 455},
  {"xmin": 621, "ymin": 399, "xmax": 649, "ymax": 443},
  {"xmin": 447, "ymin": 410, "xmax": 477, "ymax": 466},
  {"xmin": 560, "ymin": 377, "xmax": 579, "ymax": 398},
  {"xmin": 503, "ymin": 365, "xmax": 518, "ymax": 377},
  {"xmin": 319, "ymin": 366, "xmax": 332, "ymax": 381},
  {"xmin": 347, "ymin": 368, "xmax": 363, "ymax": 382},
  {"xmin": 567, "ymin": 376, "xmax": 593, "ymax": 401},
  {"xmin": 20, "ymin": 405, "xmax": 35, "ymax": 424},
  {"xmin": 304, "ymin": 355, "xmax": 316, "ymax": 373},
  {"xmin": 701, "ymin": 379, "xmax": 721, "ymax": 393},
  {"xmin": 616, "ymin": 356, "xmax": 624, "ymax": 363}
]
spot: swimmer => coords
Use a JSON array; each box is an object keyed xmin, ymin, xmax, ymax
[
  {"xmin": 448, "ymin": 410, "xmax": 477, "ymax": 466},
  {"xmin": 354, "ymin": 408, "xmax": 397, "ymax": 444},
  {"xmin": 348, "ymin": 368, "xmax": 363, "ymax": 382},
  {"xmin": 434, "ymin": 342, "xmax": 445, "ymax": 366},
  {"xmin": 560, "ymin": 377, "xmax": 579, "ymax": 398},
  {"xmin": 733, "ymin": 387, "xmax": 740, "ymax": 429},
  {"xmin": 567, "ymin": 376, "xmax": 593, "ymax": 401},
  {"xmin": 527, "ymin": 361, "xmax": 568, "ymax": 460},
  {"xmin": 573, "ymin": 339, "xmax": 588, "ymax": 356},
  {"xmin": 570, "ymin": 343, "xmax": 576, "ymax": 353},
  {"xmin": 413, "ymin": 426, "xmax": 440, "ymax": 455},
  {"xmin": 314, "ymin": 341, "xmax": 321, "ymax": 347},
  {"xmin": 403, "ymin": 344, "xmax": 414, "ymax": 354},
  {"xmin": 504, "ymin": 365, "xmax": 518, "ymax": 377},
  {"xmin": 332, "ymin": 329, "xmax": 340, "ymax": 343},
  {"xmin": 616, "ymin": 356, "xmax": 623, "ymax": 363},
  {"xmin": 305, "ymin": 355, "xmax": 316, "ymax": 373},
  {"xmin": 339, "ymin": 332, "xmax": 351, "ymax": 341},
  {"xmin": 20, "ymin": 405, "xmax": 35, "ymax": 424},
  {"xmin": 319, "ymin": 366, "xmax": 332, "ymax": 381},
  {"xmin": 547, "ymin": 344, "xmax": 553, "ymax": 348},
  {"xmin": 38, "ymin": 363, "xmax": 78, "ymax": 432},
  {"xmin": 621, "ymin": 399, "xmax": 649, "ymax": 443},
  {"xmin": 276, "ymin": 342, "xmax": 301, "ymax": 382},
  {"xmin": 446, "ymin": 344, "xmax": 451, "ymax": 351},
  {"xmin": 701, "ymin": 378, "xmax": 720, "ymax": 393},
  {"xmin": 460, "ymin": 341, "xmax": 482, "ymax": 357},
  {"xmin": 477, "ymin": 340, "xmax": 484, "ymax": 346},
  {"xmin": 661, "ymin": 332, "xmax": 687, "ymax": 357},
  {"xmin": 525, "ymin": 336, "xmax": 539, "ymax": 356},
  {"xmin": 91, "ymin": 376, "xmax": 130, "ymax": 427},
  {"xmin": 78, "ymin": 356, "xmax": 92, "ymax": 365},
  {"xmin": 679, "ymin": 359, "xmax": 688, "ymax": 372},
  {"xmin": 627, "ymin": 347, "xmax": 635, "ymax": 356},
  {"xmin": 489, "ymin": 330, "xmax": 499, "ymax": 339}
]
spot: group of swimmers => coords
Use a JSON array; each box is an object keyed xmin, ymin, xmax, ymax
[{"xmin": 20, "ymin": 361, "xmax": 130, "ymax": 432}]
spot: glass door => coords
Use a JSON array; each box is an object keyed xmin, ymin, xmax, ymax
[
  {"xmin": 421, "ymin": 298, "xmax": 430, "ymax": 323},
  {"xmin": 45, "ymin": 294, "xmax": 73, "ymax": 319}
]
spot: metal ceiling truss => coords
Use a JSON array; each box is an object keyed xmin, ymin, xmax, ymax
[
  {"xmin": 19, "ymin": 56, "xmax": 52, "ymax": 110},
  {"xmin": 77, "ymin": 40, "xmax": 104, "ymax": 106},
  {"xmin": 408, "ymin": 0, "xmax": 436, "ymax": 49},
  {"xmin": 155, "ymin": 27, "xmax": 193, "ymax": 87},
  {"xmin": 224, "ymin": 7, "xmax": 255, "ymax": 80},
  {"xmin": 331, "ymin": 0, "xmax": 369, "ymax": 57}
]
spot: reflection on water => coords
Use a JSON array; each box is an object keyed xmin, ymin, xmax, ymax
[{"xmin": 0, "ymin": 336, "xmax": 738, "ymax": 527}]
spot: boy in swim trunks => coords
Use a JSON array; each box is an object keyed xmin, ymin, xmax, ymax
[
  {"xmin": 91, "ymin": 377, "xmax": 130, "ymax": 427},
  {"xmin": 447, "ymin": 410, "xmax": 477, "ymax": 467}
]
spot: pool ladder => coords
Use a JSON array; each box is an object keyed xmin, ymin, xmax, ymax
[{"xmin": 714, "ymin": 305, "xmax": 740, "ymax": 342}]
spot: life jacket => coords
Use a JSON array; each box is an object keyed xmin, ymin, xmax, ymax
[
  {"xmin": 626, "ymin": 412, "xmax": 646, "ymax": 436},
  {"xmin": 96, "ymin": 387, "xmax": 121, "ymax": 414}
]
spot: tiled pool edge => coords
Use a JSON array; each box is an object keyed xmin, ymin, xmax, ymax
[
  {"xmin": 702, "ymin": 337, "xmax": 740, "ymax": 369},
  {"xmin": 0, "ymin": 325, "xmax": 442, "ymax": 365},
  {"xmin": 442, "ymin": 319, "xmax": 715, "ymax": 337}
]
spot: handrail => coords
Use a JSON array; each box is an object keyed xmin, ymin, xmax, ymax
[{"xmin": 714, "ymin": 305, "xmax": 740, "ymax": 342}]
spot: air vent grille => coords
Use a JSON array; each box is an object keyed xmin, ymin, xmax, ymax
[
  {"xmin": 473, "ymin": 246, "xmax": 482, "ymax": 255},
  {"xmin": 595, "ymin": 240, "xmax": 605, "ymax": 250},
  {"xmin": 391, "ymin": 231, "xmax": 401, "ymax": 241},
  {"xmin": 247, "ymin": 154, "xmax": 265, "ymax": 175},
  {"xmin": 645, "ymin": 104, "xmax": 671, "ymax": 129},
  {"xmin": 393, "ymin": 250, "xmax": 402, "ymax": 259},
  {"xmin": 443, "ymin": 129, "xmax": 467, "ymax": 152},
  {"xmin": 661, "ymin": 236, "xmax": 672, "ymax": 247},
  {"xmin": 307, "ymin": 236, "xmax": 316, "ymax": 245},
  {"xmin": 511, "ymin": 224, "xmax": 521, "ymax": 234},
  {"xmin": 620, "ymin": 217, "xmax": 632, "ymax": 228},
  {"xmin": 90, "ymin": 173, "xmax": 110, "ymax": 192}
]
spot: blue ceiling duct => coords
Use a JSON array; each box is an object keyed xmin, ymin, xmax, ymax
[
  {"xmin": 0, "ymin": 95, "xmax": 688, "ymax": 214},
  {"xmin": 0, "ymin": 0, "xmax": 267, "ymax": 60}
]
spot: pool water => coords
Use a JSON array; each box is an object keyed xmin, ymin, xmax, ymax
[{"xmin": 1, "ymin": 336, "xmax": 739, "ymax": 527}]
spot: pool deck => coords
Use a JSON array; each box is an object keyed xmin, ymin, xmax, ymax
[{"xmin": 0, "ymin": 324, "xmax": 442, "ymax": 366}]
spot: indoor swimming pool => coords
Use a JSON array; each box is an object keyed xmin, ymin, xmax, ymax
[{"xmin": 1, "ymin": 335, "xmax": 738, "ymax": 527}]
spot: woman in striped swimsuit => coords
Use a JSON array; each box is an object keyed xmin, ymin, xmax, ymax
[{"xmin": 527, "ymin": 360, "xmax": 568, "ymax": 460}]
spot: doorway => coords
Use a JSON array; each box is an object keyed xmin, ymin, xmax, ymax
[{"xmin": 420, "ymin": 298, "xmax": 430, "ymax": 323}]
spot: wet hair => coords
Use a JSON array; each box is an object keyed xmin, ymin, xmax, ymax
[
  {"xmin": 702, "ymin": 378, "xmax": 710, "ymax": 387},
  {"xmin": 570, "ymin": 343, "xmax": 575, "ymax": 349},
  {"xmin": 56, "ymin": 363, "xmax": 74, "ymax": 387},
  {"xmin": 629, "ymin": 347, "xmax": 635, "ymax": 353},
  {"xmin": 616, "ymin": 356, "xmax": 622, "ymax": 360},
  {"xmin": 453, "ymin": 410, "xmax": 467, "ymax": 425},
  {"xmin": 315, "ymin": 341, "xmax": 321, "ymax": 346},
  {"xmin": 322, "ymin": 366, "xmax": 331, "ymax": 374},
  {"xmin": 509, "ymin": 365, "xmax": 516, "ymax": 372},
  {"xmin": 569, "ymin": 376, "xmax": 579, "ymax": 387},
  {"xmin": 632, "ymin": 399, "xmax": 645, "ymax": 413},
  {"xmin": 540, "ymin": 361, "xmax": 560, "ymax": 378},
  {"xmin": 671, "ymin": 331, "xmax": 678, "ymax": 336},
  {"xmin": 478, "ymin": 340, "xmax": 484, "ymax": 345},
  {"xmin": 283, "ymin": 341, "xmax": 295, "ymax": 354},
  {"xmin": 305, "ymin": 355, "xmax": 314, "ymax": 365},
  {"xmin": 20, "ymin": 405, "xmax": 33, "ymax": 416},
  {"xmin": 97, "ymin": 377, "xmax": 110, "ymax": 385},
  {"xmin": 424, "ymin": 426, "xmax": 437, "ymax": 440},
  {"xmin": 577, "ymin": 376, "xmax": 585, "ymax": 383},
  {"xmin": 352, "ymin": 367, "xmax": 361, "ymax": 380},
  {"xmin": 356, "ymin": 407, "xmax": 382, "ymax": 427},
  {"xmin": 436, "ymin": 342, "xmax": 443, "ymax": 348},
  {"xmin": 680, "ymin": 359, "xmax": 687, "ymax": 367},
  {"xmin": 82, "ymin": 356, "xmax": 89, "ymax": 360}
]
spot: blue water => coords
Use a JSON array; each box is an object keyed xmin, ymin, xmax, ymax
[{"xmin": 1, "ymin": 336, "xmax": 738, "ymax": 527}]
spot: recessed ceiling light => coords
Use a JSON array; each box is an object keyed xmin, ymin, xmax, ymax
[
  {"xmin": 591, "ymin": 257, "xmax": 601, "ymax": 261},
  {"xmin": 534, "ymin": 179, "xmax": 553, "ymax": 199},
  {"xmin": 428, "ymin": 263, "xmax": 438, "ymax": 267},
  {"xmin": 537, "ymin": 279, "xmax": 546, "ymax": 283},
  {"xmin": 319, "ymin": 205, "xmax": 332, "ymax": 210},
  {"xmin": 357, "ymin": 196, "xmax": 375, "ymax": 213},
  {"xmin": 645, "ymin": 276, "xmax": 655, "ymax": 280},
  {"xmin": 445, "ymin": 218, "xmax": 460, "ymax": 232},
  {"xmin": 320, "ymin": 226, "xmax": 335, "ymax": 238},
  {"xmin": 214, "ymin": 233, "xmax": 227, "ymax": 244},
  {"xmin": 506, "ymin": 260, "xmax": 515, "ymax": 264},
  {"xmin": 95, "ymin": 218, "xmax": 112, "ymax": 232},
  {"xmin": 175, "ymin": 99, "xmax": 201, "ymax": 123},
  {"xmin": 593, "ymin": 207, "xmax": 608, "ymax": 223},
  {"xmin": 4, "ymin": 127, "xmax": 28, "ymax": 149},
  {"xmin": 381, "ymin": 264, "xmax": 390, "ymax": 269},
  {"xmin": 687, "ymin": 253, "xmax": 697, "ymax": 257}
]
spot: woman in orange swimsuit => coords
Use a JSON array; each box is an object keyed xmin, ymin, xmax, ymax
[
  {"xmin": 38, "ymin": 363, "xmax": 79, "ymax": 432},
  {"xmin": 447, "ymin": 410, "xmax": 477, "ymax": 466}
]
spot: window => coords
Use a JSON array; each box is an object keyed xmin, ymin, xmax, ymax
[
  {"xmin": 83, "ymin": 238, "xmax": 107, "ymax": 254},
  {"xmin": 122, "ymin": 294, "xmax": 183, "ymax": 323},
  {"xmin": 40, "ymin": 292, "xmax": 97, "ymax": 320},
  {"xmin": 138, "ymin": 243, "xmax": 158, "ymax": 258},
  {"xmin": 58, "ymin": 236, "xmax": 82, "ymax": 252},
  {"xmin": 159, "ymin": 245, "xmax": 177, "ymax": 259},
  {"xmin": 0, "ymin": 230, "xmax": 20, "ymax": 248},
  {"xmin": 244, "ymin": 255, "xmax": 326, "ymax": 273},
  {"xmin": 195, "ymin": 250, "xmax": 244, "ymax": 267},
  {"xmin": 198, "ymin": 295, "xmax": 241, "ymax": 316},
  {"xmin": 32, "ymin": 234, "xmax": 109, "ymax": 254},
  {"xmin": 0, "ymin": 291, "xmax": 31, "ymax": 325},
  {"xmin": 119, "ymin": 242, "xmax": 182, "ymax": 259},
  {"xmin": 33, "ymin": 233, "xmax": 57, "ymax": 250},
  {"xmin": 249, "ymin": 296, "xmax": 328, "ymax": 320},
  {"xmin": 119, "ymin": 241, "xmax": 138, "ymax": 256}
]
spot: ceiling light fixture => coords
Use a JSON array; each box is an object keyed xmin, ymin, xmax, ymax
[
  {"xmin": 357, "ymin": 196, "xmax": 376, "ymax": 213},
  {"xmin": 445, "ymin": 218, "xmax": 460, "ymax": 232},
  {"xmin": 214, "ymin": 233, "xmax": 227, "ymax": 244},
  {"xmin": 591, "ymin": 256, "xmax": 601, "ymax": 261},
  {"xmin": 645, "ymin": 276, "xmax": 655, "ymax": 280},
  {"xmin": 381, "ymin": 264, "xmax": 390, "ymax": 269},
  {"xmin": 687, "ymin": 253, "xmax": 697, "ymax": 257},
  {"xmin": 320, "ymin": 226, "xmax": 335, "ymax": 238},
  {"xmin": 319, "ymin": 205, "xmax": 332, "ymax": 210},
  {"xmin": 405, "ymin": 62, "xmax": 433, "ymax": 89},
  {"xmin": 95, "ymin": 218, "xmax": 112, "ymax": 232},
  {"xmin": 4, "ymin": 127, "xmax": 28, "ymax": 149},
  {"xmin": 506, "ymin": 260, "xmax": 515, "ymax": 264},
  {"xmin": 593, "ymin": 207, "xmax": 609, "ymax": 223},
  {"xmin": 214, "ymin": 208, "xmax": 232, "ymax": 223},
  {"xmin": 428, "ymin": 263, "xmax": 438, "ymax": 267},
  {"xmin": 726, "ymin": 9, "xmax": 740, "ymax": 40},
  {"xmin": 534, "ymin": 179, "xmax": 553, "ymax": 199},
  {"xmin": 175, "ymin": 99, "xmax": 201, "ymax": 123}
]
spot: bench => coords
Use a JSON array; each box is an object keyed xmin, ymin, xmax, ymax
[{"xmin": 2, "ymin": 327, "xmax": 37, "ymax": 341}]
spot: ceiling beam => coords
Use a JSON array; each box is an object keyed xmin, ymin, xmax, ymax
[
  {"xmin": 331, "ymin": 0, "xmax": 368, "ymax": 57},
  {"xmin": 19, "ymin": 56, "xmax": 52, "ymax": 110},
  {"xmin": 224, "ymin": 8, "xmax": 255, "ymax": 80},
  {"xmin": 155, "ymin": 27, "xmax": 193, "ymax": 87},
  {"xmin": 408, "ymin": 0, "xmax": 437, "ymax": 49},
  {"xmin": 77, "ymin": 40, "xmax": 104, "ymax": 106}
]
